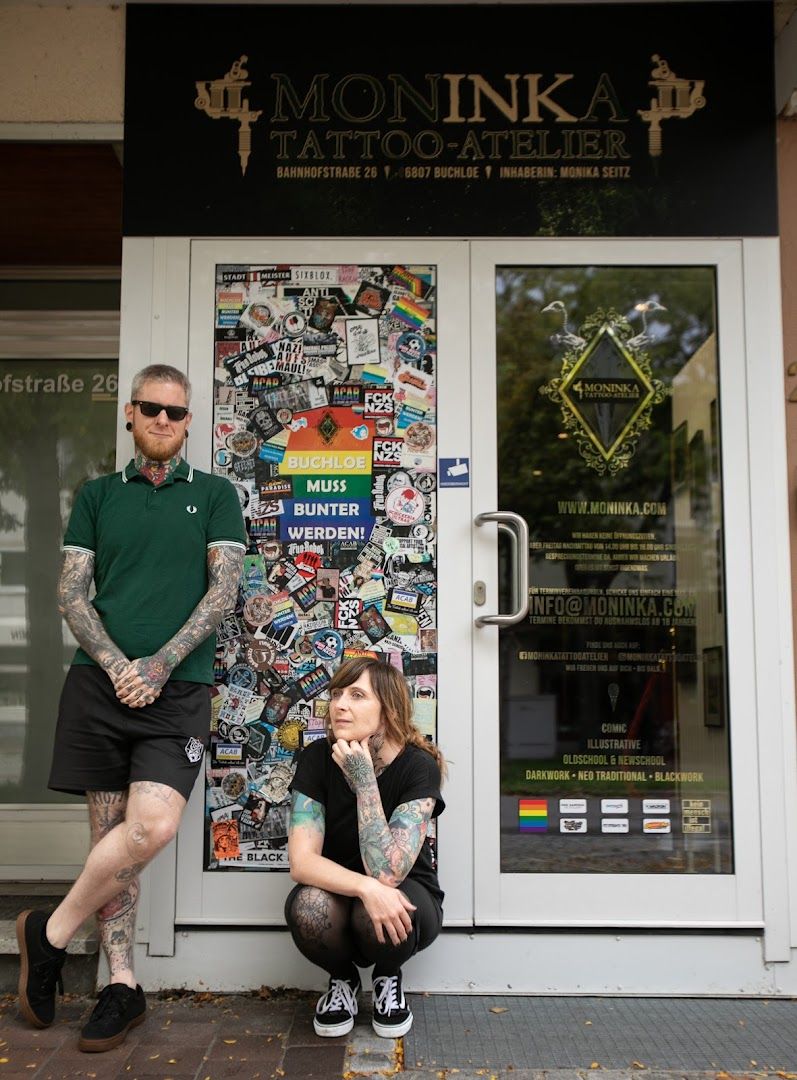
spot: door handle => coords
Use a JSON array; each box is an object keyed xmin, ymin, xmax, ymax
[{"xmin": 474, "ymin": 511, "xmax": 530, "ymax": 628}]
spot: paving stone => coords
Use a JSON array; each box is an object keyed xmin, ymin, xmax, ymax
[
  {"xmin": 204, "ymin": 1032, "xmax": 286, "ymax": 1076},
  {"xmin": 286, "ymin": 1009, "xmax": 336, "ymax": 1046},
  {"xmin": 119, "ymin": 1042, "xmax": 209, "ymax": 1073},
  {"xmin": 282, "ymin": 1044, "xmax": 348, "ymax": 1079}
]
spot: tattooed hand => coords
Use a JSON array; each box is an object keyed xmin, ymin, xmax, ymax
[
  {"xmin": 332, "ymin": 737, "xmax": 377, "ymax": 793},
  {"xmin": 115, "ymin": 653, "xmax": 173, "ymax": 708}
]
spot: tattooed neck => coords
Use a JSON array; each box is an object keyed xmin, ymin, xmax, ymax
[
  {"xmin": 370, "ymin": 732, "xmax": 387, "ymax": 777},
  {"xmin": 135, "ymin": 451, "xmax": 181, "ymax": 486}
]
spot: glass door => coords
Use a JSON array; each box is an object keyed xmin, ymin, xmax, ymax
[{"xmin": 471, "ymin": 240, "xmax": 763, "ymax": 926}]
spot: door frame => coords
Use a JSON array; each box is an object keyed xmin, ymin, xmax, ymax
[
  {"xmin": 470, "ymin": 240, "xmax": 796, "ymax": 954},
  {"xmin": 120, "ymin": 235, "xmax": 797, "ymax": 987}
]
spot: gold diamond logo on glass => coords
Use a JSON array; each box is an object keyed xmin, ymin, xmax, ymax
[
  {"xmin": 540, "ymin": 308, "xmax": 668, "ymax": 475},
  {"xmin": 318, "ymin": 412, "xmax": 339, "ymax": 445}
]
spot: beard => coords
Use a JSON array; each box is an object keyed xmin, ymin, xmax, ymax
[{"xmin": 133, "ymin": 428, "xmax": 185, "ymax": 462}]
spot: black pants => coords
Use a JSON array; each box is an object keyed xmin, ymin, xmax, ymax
[{"xmin": 284, "ymin": 878, "xmax": 442, "ymax": 980}]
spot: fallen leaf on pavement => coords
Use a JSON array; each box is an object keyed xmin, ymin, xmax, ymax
[{"xmin": 489, "ymin": 1007, "xmax": 508, "ymax": 1014}]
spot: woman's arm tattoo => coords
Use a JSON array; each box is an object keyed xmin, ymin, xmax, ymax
[
  {"xmin": 357, "ymin": 792, "xmax": 436, "ymax": 887},
  {"xmin": 289, "ymin": 791, "xmax": 326, "ymax": 838},
  {"xmin": 132, "ymin": 546, "xmax": 244, "ymax": 693},
  {"xmin": 58, "ymin": 551, "xmax": 129, "ymax": 682}
]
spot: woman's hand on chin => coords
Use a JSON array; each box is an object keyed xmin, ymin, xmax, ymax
[{"xmin": 332, "ymin": 736, "xmax": 377, "ymax": 792}]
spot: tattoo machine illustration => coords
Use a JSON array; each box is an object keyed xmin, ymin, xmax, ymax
[
  {"xmin": 638, "ymin": 55, "xmax": 706, "ymax": 157},
  {"xmin": 195, "ymin": 56, "xmax": 262, "ymax": 175}
]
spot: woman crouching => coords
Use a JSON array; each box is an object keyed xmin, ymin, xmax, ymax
[{"xmin": 286, "ymin": 656, "xmax": 445, "ymax": 1038}]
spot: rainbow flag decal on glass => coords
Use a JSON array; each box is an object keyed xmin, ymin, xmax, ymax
[
  {"xmin": 519, "ymin": 798, "xmax": 548, "ymax": 832},
  {"xmin": 393, "ymin": 296, "xmax": 429, "ymax": 329}
]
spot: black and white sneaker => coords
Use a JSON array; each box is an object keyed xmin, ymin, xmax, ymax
[
  {"xmin": 78, "ymin": 983, "xmax": 146, "ymax": 1052},
  {"xmin": 313, "ymin": 975, "xmax": 360, "ymax": 1037},
  {"xmin": 16, "ymin": 909, "xmax": 65, "ymax": 1028},
  {"xmin": 371, "ymin": 972, "xmax": 413, "ymax": 1038}
]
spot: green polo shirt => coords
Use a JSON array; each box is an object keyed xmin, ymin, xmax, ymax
[{"xmin": 63, "ymin": 459, "xmax": 247, "ymax": 685}]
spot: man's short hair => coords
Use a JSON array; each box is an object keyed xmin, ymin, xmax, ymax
[{"xmin": 130, "ymin": 364, "xmax": 192, "ymax": 405}]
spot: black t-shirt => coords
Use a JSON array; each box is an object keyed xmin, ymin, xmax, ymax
[{"xmin": 291, "ymin": 739, "xmax": 445, "ymax": 908}]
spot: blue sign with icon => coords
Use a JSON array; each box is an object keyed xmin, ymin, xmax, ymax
[{"xmin": 439, "ymin": 458, "xmax": 470, "ymax": 488}]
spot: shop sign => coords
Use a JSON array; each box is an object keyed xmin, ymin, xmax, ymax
[{"xmin": 124, "ymin": 2, "xmax": 776, "ymax": 238}]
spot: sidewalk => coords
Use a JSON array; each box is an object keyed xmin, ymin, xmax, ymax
[{"xmin": 2, "ymin": 989, "xmax": 797, "ymax": 1080}]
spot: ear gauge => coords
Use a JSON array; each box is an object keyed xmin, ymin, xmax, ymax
[{"xmin": 125, "ymin": 421, "xmax": 133, "ymax": 431}]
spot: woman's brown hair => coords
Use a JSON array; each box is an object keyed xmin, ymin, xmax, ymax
[{"xmin": 326, "ymin": 656, "xmax": 446, "ymax": 779}]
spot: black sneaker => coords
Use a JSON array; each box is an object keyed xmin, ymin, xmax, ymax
[
  {"xmin": 313, "ymin": 975, "xmax": 360, "ymax": 1037},
  {"xmin": 371, "ymin": 972, "xmax": 413, "ymax": 1038},
  {"xmin": 78, "ymin": 983, "xmax": 146, "ymax": 1053},
  {"xmin": 16, "ymin": 909, "xmax": 65, "ymax": 1028}
]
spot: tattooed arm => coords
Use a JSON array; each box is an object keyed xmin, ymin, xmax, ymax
[
  {"xmin": 288, "ymin": 789, "xmax": 417, "ymax": 946},
  {"xmin": 115, "ymin": 544, "xmax": 243, "ymax": 707},
  {"xmin": 58, "ymin": 550, "xmax": 131, "ymax": 685},
  {"xmin": 332, "ymin": 739, "xmax": 435, "ymax": 887}
]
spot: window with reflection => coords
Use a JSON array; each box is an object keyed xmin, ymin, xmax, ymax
[
  {"xmin": 0, "ymin": 279, "xmax": 119, "ymax": 803},
  {"xmin": 496, "ymin": 266, "xmax": 730, "ymax": 874}
]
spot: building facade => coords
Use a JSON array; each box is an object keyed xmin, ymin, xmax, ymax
[{"xmin": 2, "ymin": 0, "xmax": 797, "ymax": 995}]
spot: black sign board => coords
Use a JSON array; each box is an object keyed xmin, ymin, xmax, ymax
[{"xmin": 123, "ymin": 2, "xmax": 777, "ymax": 238}]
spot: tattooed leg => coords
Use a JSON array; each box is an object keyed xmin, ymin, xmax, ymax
[
  {"xmin": 285, "ymin": 886, "xmax": 360, "ymax": 979},
  {"xmin": 84, "ymin": 792, "xmax": 140, "ymax": 987},
  {"xmin": 45, "ymin": 782, "xmax": 185, "ymax": 963}
]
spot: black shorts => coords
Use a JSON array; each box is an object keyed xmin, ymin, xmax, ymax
[{"xmin": 48, "ymin": 665, "xmax": 211, "ymax": 801}]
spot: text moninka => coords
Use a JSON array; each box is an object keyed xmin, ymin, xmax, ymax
[{"xmin": 266, "ymin": 72, "xmax": 631, "ymax": 163}]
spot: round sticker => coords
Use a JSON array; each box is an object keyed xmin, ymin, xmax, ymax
[
  {"xmin": 313, "ymin": 629, "xmax": 344, "ymax": 660},
  {"xmin": 411, "ymin": 524, "xmax": 429, "ymax": 539},
  {"xmin": 276, "ymin": 407, "xmax": 293, "ymax": 426},
  {"xmin": 385, "ymin": 486, "xmax": 425, "ymax": 526},
  {"xmin": 246, "ymin": 302, "xmax": 275, "ymax": 329},
  {"xmin": 243, "ymin": 594, "xmax": 274, "ymax": 626},
  {"xmin": 228, "ymin": 664, "xmax": 257, "ymax": 690},
  {"xmin": 404, "ymin": 422, "xmax": 434, "ymax": 452},
  {"xmin": 277, "ymin": 716, "xmax": 307, "ymax": 751},
  {"xmin": 386, "ymin": 470, "xmax": 411, "ymax": 492},
  {"xmin": 413, "ymin": 472, "xmax": 437, "ymax": 493},
  {"xmin": 221, "ymin": 771, "xmax": 246, "ymax": 800},
  {"xmin": 283, "ymin": 311, "xmax": 307, "ymax": 337},
  {"xmin": 245, "ymin": 638, "xmax": 277, "ymax": 670},
  {"xmin": 396, "ymin": 330, "xmax": 427, "ymax": 363},
  {"xmin": 260, "ymin": 540, "xmax": 283, "ymax": 561},
  {"xmin": 214, "ymin": 448, "xmax": 232, "ymax": 468},
  {"xmin": 226, "ymin": 430, "xmax": 258, "ymax": 458},
  {"xmin": 383, "ymin": 536, "xmax": 400, "ymax": 555},
  {"xmin": 228, "ymin": 723, "xmax": 250, "ymax": 745}
]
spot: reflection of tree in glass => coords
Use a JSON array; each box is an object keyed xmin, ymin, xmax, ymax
[
  {"xmin": 0, "ymin": 362, "xmax": 116, "ymax": 799},
  {"xmin": 496, "ymin": 265, "xmax": 716, "ymax": 563}
]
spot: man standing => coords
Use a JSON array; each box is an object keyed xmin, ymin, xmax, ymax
[{"xmin": 16, "ymin": 364, "xmax": 246, "ymax": 1052}]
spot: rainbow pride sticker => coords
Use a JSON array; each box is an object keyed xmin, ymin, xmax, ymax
[{"xmin": 519, "ymin": 798, "xmax": 548, "ymax": 832}]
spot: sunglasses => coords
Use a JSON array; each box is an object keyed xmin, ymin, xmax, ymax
[{"xmin": 132, "ymin": 399, "xmax": 189, "ymax": 422}]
